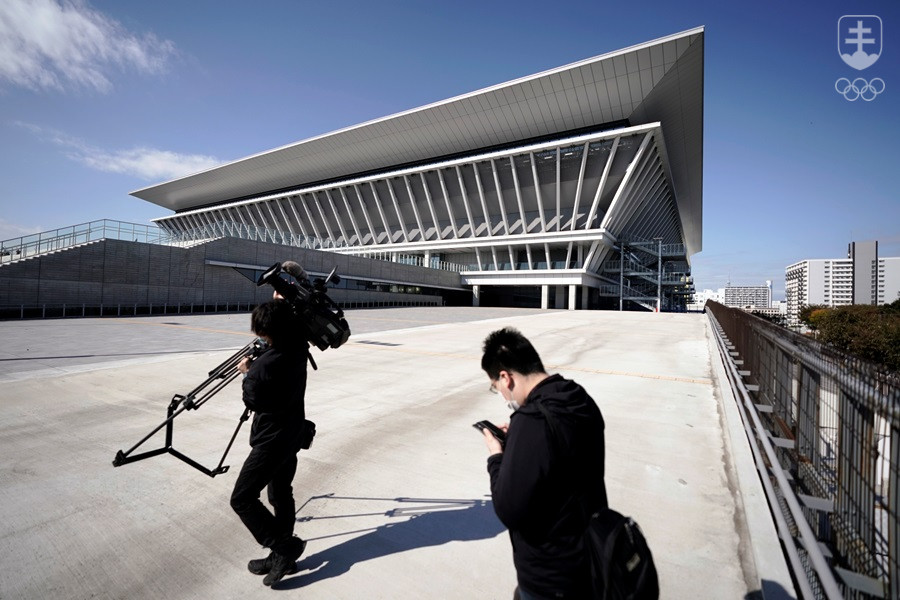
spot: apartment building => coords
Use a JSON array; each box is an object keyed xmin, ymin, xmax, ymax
[
  {"xmin": 723, "ymin": 282, "xmax": 772, "ymax": 308},
  {"xmin": 786, "ymin": 241, "xmax": 899, "ymax": 328}
]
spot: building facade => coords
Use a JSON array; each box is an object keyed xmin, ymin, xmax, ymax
[
  {"xmin": 723, "ymin": 282, "xmax": 771, "ymax": 308},
  {"xmin": 129, "ymin": 29, "xmax": 705, "ymax": 312},
  {"xmin": 878, "ymin": 257, "xmax": 900, "ymax": 305},
  {"xmin": 850, "ymin": 240, "xmax": 879, "ymax": 305},
  {"xmin": 785, "ymin": 241, "xmax": 900, "ymax": 328}
]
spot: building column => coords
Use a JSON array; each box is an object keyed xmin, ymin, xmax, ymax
[
  {"xmin": 568, "ymin": 285, "xmax": 577, "ymax": 310},
  {"xmin": 541, "ymin": 285, "xmax": 549, "ymax": 309},
  {"xmin": 472, "ymin": 285, "xmax": 480, "ymax": 307},
  {"xmin": 424, "ymin": 250, "xmax": 431, "ymax": 269}
]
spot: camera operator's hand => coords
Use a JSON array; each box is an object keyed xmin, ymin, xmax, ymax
[{"xmin": 238, "ymin": 357, "xmax": 252, "ymax": 375}]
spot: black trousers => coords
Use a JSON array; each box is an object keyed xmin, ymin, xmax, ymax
[{"xmin": 230, "ymin": 445, "xmax": 298, "ymax": 555}]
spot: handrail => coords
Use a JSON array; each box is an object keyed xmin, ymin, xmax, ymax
[{"xmin": 1, "ymin": 219, "xmax": 173, "ymax": 264}]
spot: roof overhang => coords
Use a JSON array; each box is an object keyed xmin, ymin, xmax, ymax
[{"xmin": 132, "ymin": 27, "xmax": 704, "ymax": 255}]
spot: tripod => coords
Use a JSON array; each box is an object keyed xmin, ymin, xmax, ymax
[{"xmin": 112, "ymin": 338, "xmax": 268, "ymax": 477}]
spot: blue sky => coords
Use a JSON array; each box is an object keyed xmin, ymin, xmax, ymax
[{"xmin": 1, "ymin": 0, "xmax": 897, "ymax": 299}]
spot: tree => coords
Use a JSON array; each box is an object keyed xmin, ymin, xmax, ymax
[
  {"xmin": 806, "ymin": 303, "xmax": 900, "ymax": 372},
  {"xmin": 799, "ymin": 304, "xmax": 828, "ymax": 331},
  {"xmin": 750, "ymin": 310, "xmax": 787, "ymax": 327}
]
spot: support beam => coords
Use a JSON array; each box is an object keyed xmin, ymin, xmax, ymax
[
  {"xmin": 402, "ymin": 175, "xmax": 426, "ymax": 241},
  {"xmin": 570, "ymin": 142, "xmax": 590, "ymax": 230},
  {"xmin": 420, "ymin": 172, "xmax": 442, "ymax": 240},
  {"xmin": 338, "ymin": 188, "xmax": 363, "ymax": 245},
  {"xmin": 353, "ymin": 184, "xmax": 379, "ymax": 245}
]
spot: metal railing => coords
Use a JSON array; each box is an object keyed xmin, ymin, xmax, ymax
[
  {"xmin": 706, "ymin": 301, "xmax": 899, "ymax": 599},
  {"xmin": 618, "ymin": 238, "xmax": 686, "ymax": 257},
  {"xmin": 0, "ymin": 220, "xmax": 170, "ymax": 264}
]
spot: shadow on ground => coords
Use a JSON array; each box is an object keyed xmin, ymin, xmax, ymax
[{"xmin": 274, "ymin": 495, "xmax": 505, "ymax": 590}]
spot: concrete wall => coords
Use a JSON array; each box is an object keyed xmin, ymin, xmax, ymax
[{"xmin": 0, "ymin": 237, "xmax": 465, "ymax": 314}]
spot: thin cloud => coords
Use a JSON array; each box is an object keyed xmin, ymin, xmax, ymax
[
  {"xmin": 0, "ymin": 218, "xmax": 43, "ymax": 242},
  {"xmin": 0, "ymin": 0, "xmax": 176, "ymax": 93},
  {"xmin": 17, "ymin": 122, "xmax": 222, "ymax": 180},
  {"xmin": 74, "ymin": 145, "xmax": 222, "ymax": 181}
]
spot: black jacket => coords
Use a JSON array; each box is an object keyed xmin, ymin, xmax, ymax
[
  {"xmin": 487, "ymin": 374, "xmax": 607, "ymax": 598},
  {"xmin": 242, "ymin": 345, "xmax": 307, "ymax": 451}
]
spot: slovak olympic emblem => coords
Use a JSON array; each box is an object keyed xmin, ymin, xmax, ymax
[{"xmin": 838, "ymin": 15, "xmax": 882, "ymax": 71}]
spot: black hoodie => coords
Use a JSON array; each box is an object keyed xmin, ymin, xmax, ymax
[{"xmin": 487, "ymin": 374, "xmax": 607, "ymax": 598}]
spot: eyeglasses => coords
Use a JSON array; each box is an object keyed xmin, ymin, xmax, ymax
[{"xmin": 488, "ymin": 381, "xmax": 499, "ymax": 394}]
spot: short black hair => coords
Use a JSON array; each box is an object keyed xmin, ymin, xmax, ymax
[
  {"xmin": 481, "ymin": 327, "xmax": 545, "ymax": 379},
  {"xmin": 251, "ymin": 300, "xmax": 301, "ymax": 348}
]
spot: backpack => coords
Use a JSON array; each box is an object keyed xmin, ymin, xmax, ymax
[
  {"xmin": 532, "ymin": 398, "xmax": 659, "ymax": 599},
  {"xmin": 585, "ymin": 507, "xmax": 659, "ymax": 600}
]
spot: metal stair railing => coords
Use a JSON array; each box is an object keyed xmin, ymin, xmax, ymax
[{"xmin": 1, "ymin": 219, "xmax": 173, "ymax": 265}]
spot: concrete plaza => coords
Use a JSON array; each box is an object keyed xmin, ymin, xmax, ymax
[{"xmin": 0, "ymin": 307, "xmax": 791, "ymax": 599}]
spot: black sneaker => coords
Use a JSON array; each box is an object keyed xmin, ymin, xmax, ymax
[
  {"xmin": 248, "ymin": 551, "xmax": 274, "ymax": 575},
  {"xmin": 262, "ymin": 538, "xmax": 307, "ymax": 586},
  {"xmin": 248, "ymin": 550, "xmax": 301, "ymax": 576}
]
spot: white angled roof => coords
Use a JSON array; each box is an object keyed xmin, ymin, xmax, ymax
[{"xmin": 132, "ymin": 27, "xmax": 704, "ymax": 253}]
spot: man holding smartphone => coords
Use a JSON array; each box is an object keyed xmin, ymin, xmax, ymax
[{"xmin": 478, "ymin": 327, "xmax": 608, "ymax": 600}]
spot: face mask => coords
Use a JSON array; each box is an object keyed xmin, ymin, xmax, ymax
[{"xmin": 507, "ymin": 399, "xmax": 520, "ymax": 412}]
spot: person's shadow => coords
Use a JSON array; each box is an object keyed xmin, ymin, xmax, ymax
[{"xmin": 274, "ymin": 494, "xmax": 505, "ymax": 590}]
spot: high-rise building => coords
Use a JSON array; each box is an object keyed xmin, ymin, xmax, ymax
[
  {"xmin": 849, "ymin": 240, "xmax": 878, "ymax": 305},
  {"xmin": 785, "ymin": 241, "xmax": 899, "ymax": 328}
]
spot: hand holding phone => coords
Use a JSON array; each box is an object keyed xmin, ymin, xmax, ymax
[{"xmin": 473, "ymin": 420, "xmax": 506, "ymax": 448}]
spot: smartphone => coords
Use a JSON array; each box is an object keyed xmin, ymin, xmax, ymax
[{"xmin": 473, "ymin": 420, "xmax": 506, "ymax": 448}]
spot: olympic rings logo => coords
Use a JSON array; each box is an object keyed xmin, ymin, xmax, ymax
[{"xmin": 835, "ymin": 77, "xmax": 886, "ymax": 101}]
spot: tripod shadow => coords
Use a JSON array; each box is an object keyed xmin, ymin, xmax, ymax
[{"xmin": 274, "ymin": 495, "xmax": 505, "ymax": 590}]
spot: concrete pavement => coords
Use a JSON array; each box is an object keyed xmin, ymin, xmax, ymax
[{"xmin": 0, "ymin": 307, "xmax": 791, "ymax": 599}]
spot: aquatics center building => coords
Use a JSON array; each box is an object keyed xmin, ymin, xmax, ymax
[{"xmin": 1, "ymin": 28, "xmax": 703, "ymax": 315}]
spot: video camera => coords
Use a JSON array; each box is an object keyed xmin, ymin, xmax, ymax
[{"xmin": 257, "ymin": 261, "xmax": 351, "ymax": 351}]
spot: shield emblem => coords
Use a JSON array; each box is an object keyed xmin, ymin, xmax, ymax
[{"xmin": 838, "ymin": 15, "xmax": 882, "ymax": 70}]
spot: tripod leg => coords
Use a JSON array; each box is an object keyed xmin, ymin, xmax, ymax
[
  {"xmin": 112, "ymin": 340, "xmax": 262, "ymax": 472},
  {"xmin": 209, "ymin": 407, "xmax": 252, "ymax": 476}
]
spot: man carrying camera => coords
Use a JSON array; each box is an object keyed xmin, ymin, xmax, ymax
[
  {"xmin": 478, "ymin": 327, "xmax": 608, "ymax": 599},
  {"xmin": 232, "ymin": 300, "xmax": 309, "ymax": 586}
]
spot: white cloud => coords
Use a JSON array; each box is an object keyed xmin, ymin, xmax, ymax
[
  {"xmin": 76, "ymin": 146, "xmax": 221, "ymax": 181},
  {"xmin": 0, "ymin": 218, "xmax": 43, "ymax": 242},
  {"xmin": 0, "ymin": 0, "xmax": 176, "ymax": 93},
  {"xmin": 16, "ymin": 121, "xmax": 222, "ymax": 180}
]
